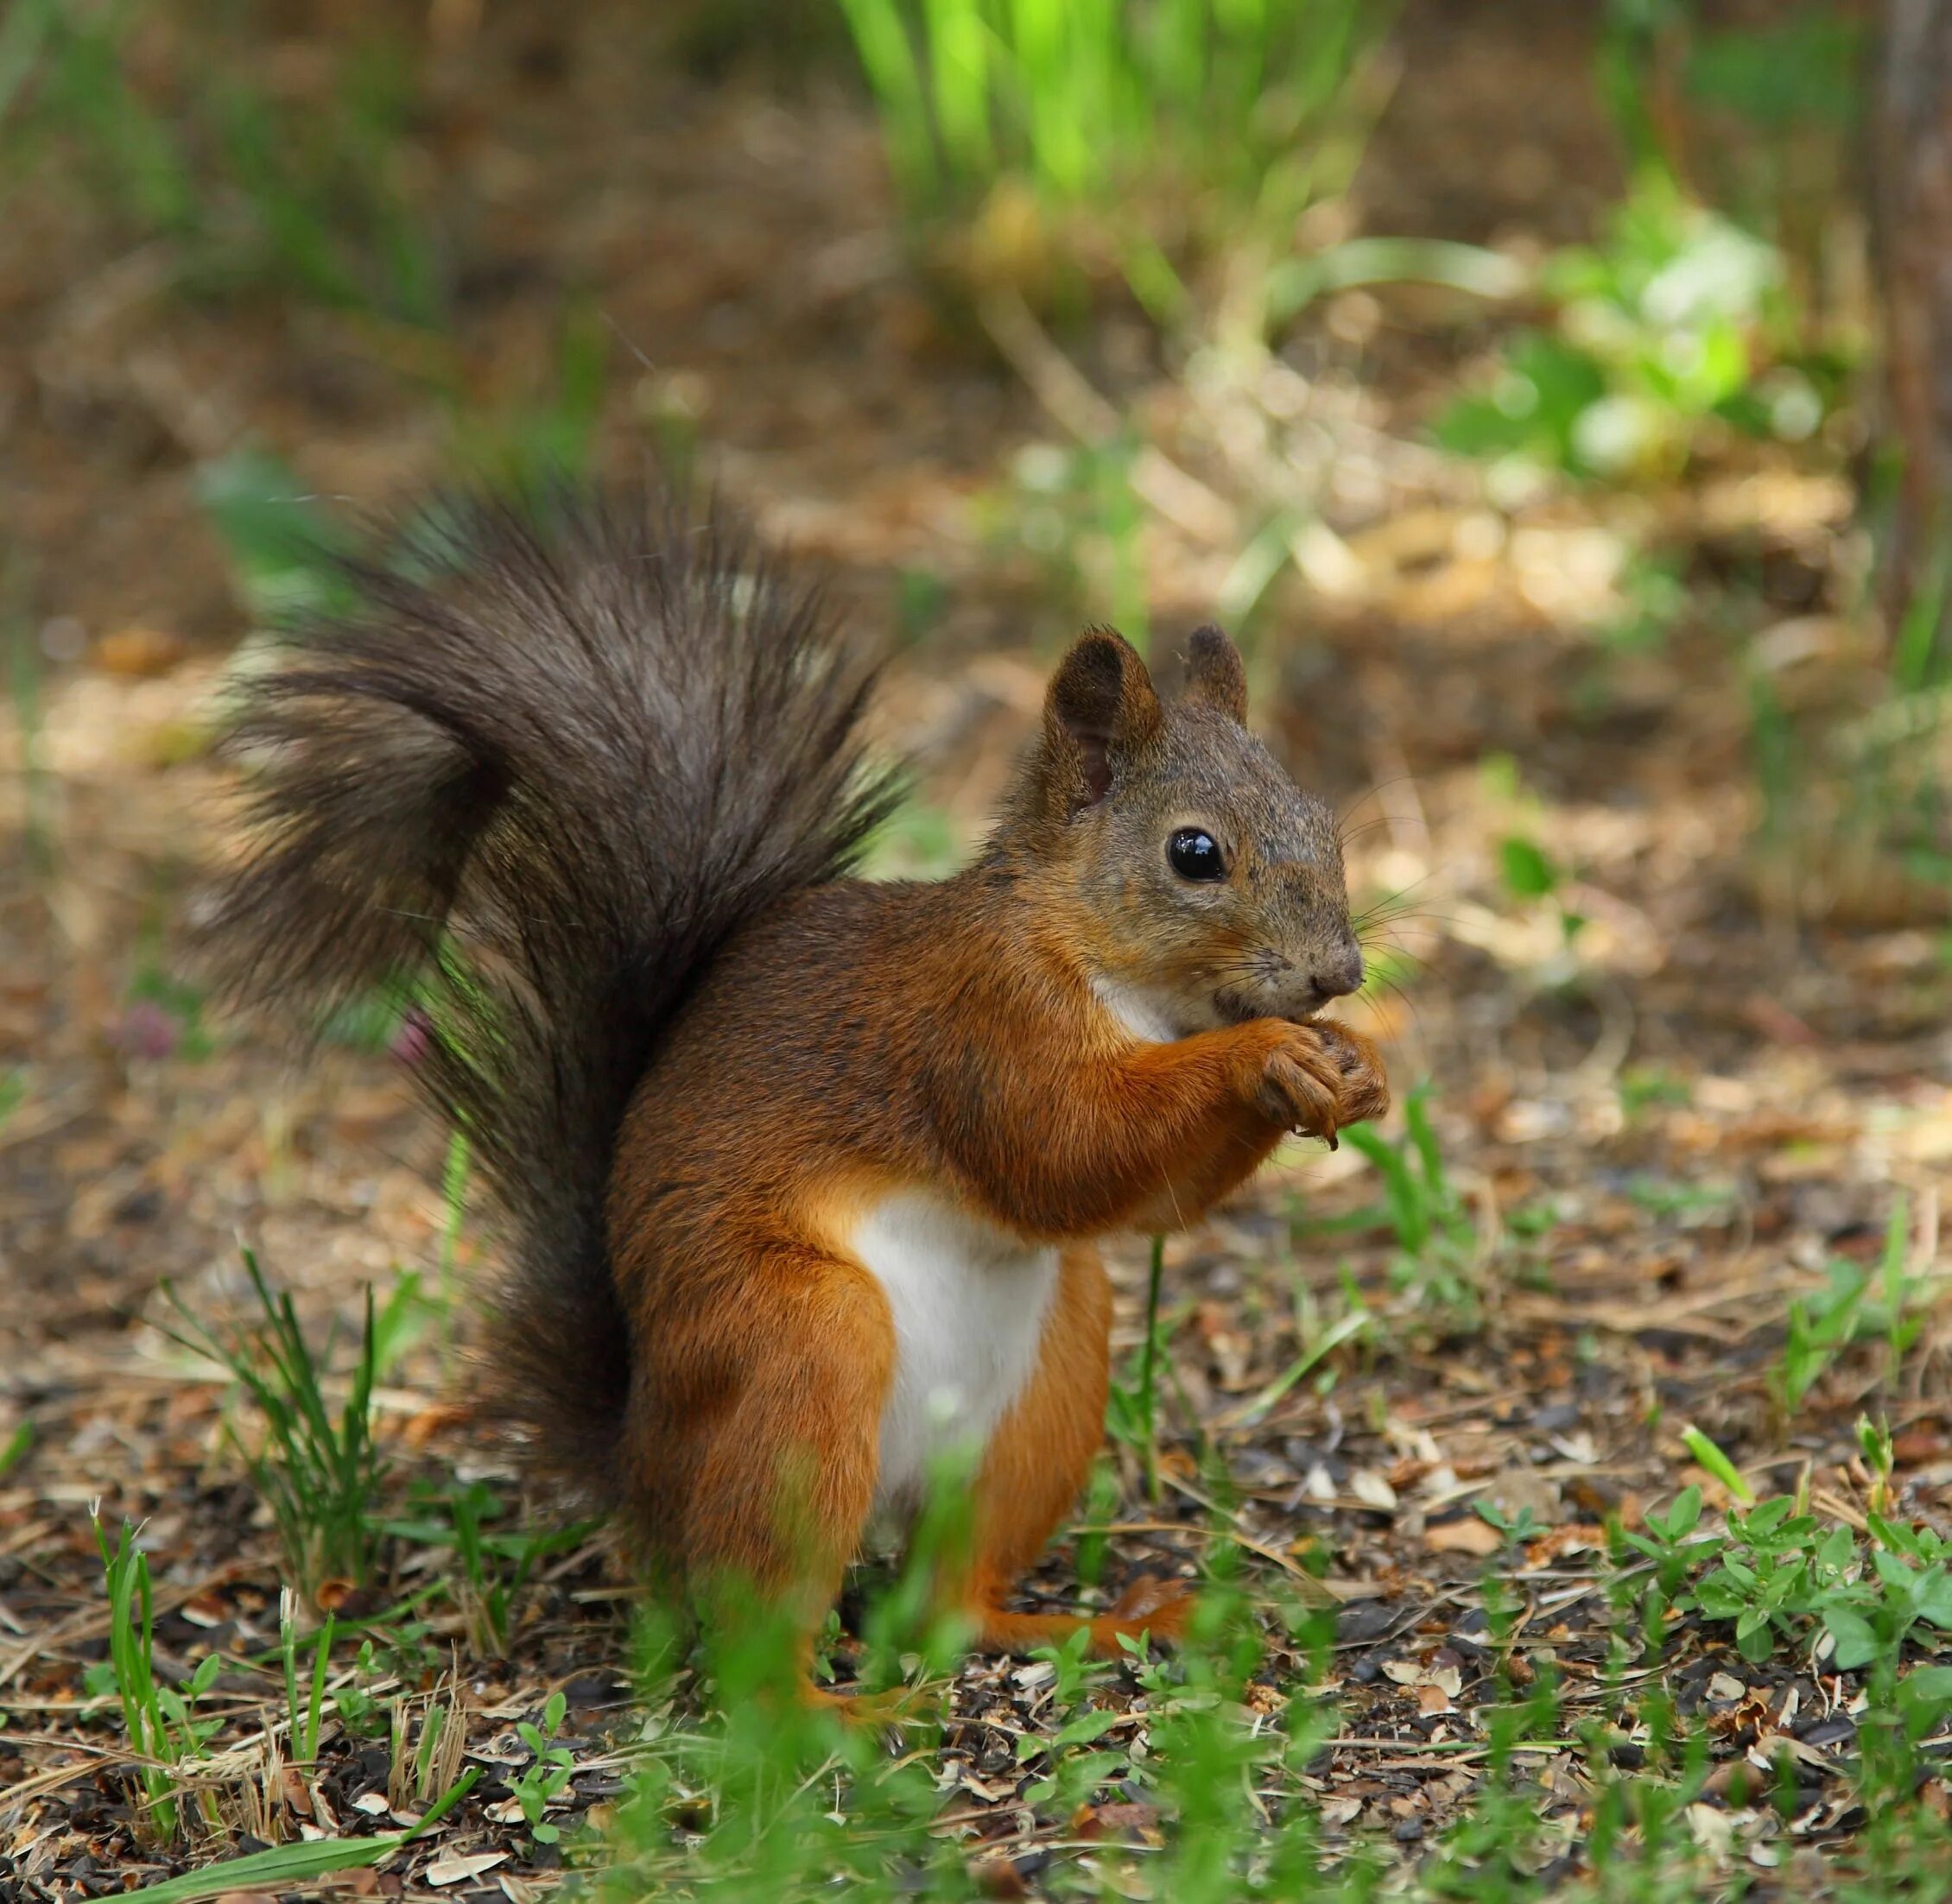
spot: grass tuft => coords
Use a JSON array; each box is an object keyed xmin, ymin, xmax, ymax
[{"xmin": 162, "ymin": 1249, "xmax": 390, "ymax": 1604}]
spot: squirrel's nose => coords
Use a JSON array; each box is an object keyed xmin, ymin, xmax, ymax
[{"xmin": 1315, "ymin": 945, "xmax": 1365, "ymax": 1000}]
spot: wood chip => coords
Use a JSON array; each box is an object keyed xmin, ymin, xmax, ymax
[{"xmin": 425, "ymin": 1850, "xmax": 510, "ymax": 1887}]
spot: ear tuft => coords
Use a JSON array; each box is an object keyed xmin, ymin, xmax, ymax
[
  {"xmin": 1043, "ymin": 629, "xmax": 1163, "ymax": 813},
  {"xmin": 1182, "ymin": 623, "xmax": 1248, "ymax": 722}
]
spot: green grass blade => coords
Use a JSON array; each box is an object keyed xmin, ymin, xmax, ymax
[
  {"xmin": 0, "ymin": 1418, "xmax": 32, "ymax": 1477},
  {"xmin": 837, "ymin": 0, "xmax": 939, "ymax": 202},
  {"xmin": 1233, "ymin": 1306, "xmax": 1372, "ymax": 1426},
  {"xmin": 1138, "ymin": 1233, "xmax": 1166, "ymax": 1505},
  {"xmin": 130, "ymin": 1834, "xmax": 407, "ymax": 1901},
  {"xmin": 1680, "ymin": 1425, "xmax": 1754, "ymax": 1506},
  {"xmin": 921, "ymin": 0, "xmax": 993, "ymax": 183}
]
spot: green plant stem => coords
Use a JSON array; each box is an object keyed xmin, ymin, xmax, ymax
[{"xmin": 1139, "ymin": 1233, "xmax": 1164, "ymax": 1505}]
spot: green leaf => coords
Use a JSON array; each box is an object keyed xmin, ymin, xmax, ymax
[
  {"xmin": 1818, "ymin": 1525, "xmax": 1855, "ymax": 1572},
  {"xmin": 1870, "ymin": 1512, "xmax": 1922, "ymax": 1561},
  {"xmin": 1898, "ymin": 1665, "xmax": 1952, "ymax": 1714},
  {"xmin": 1913, "ymin": 1578, "xmax": 1952, "ymax": 1631},
  {"xmin": 1664, "ymin": 1486, "xmax": 1703, "ymax": 1539},
  {"xmin": 1823, "ymin": 1608, "xmax": 1880, "ymax": 1673},
  {"xmin": 1499, "ymin": 837, "xmax": 1560, "ymax": 900},
  {"xmin": 1051, "ymin": 1706, "xmax": 1124, "ymax": 1750}
]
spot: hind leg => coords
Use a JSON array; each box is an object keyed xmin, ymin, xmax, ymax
[
  {"xmin": 628, "ymin": 1243, "xmax": 895, "ymax": 1680},
  {"xmin": 958, "ymin": 1245, "xmax": 1192, "ymax": 1657}
]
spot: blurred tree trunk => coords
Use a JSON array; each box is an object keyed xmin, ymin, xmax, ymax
[{"xmin": 1876, "ymin": 0, "xmax": 1952, "ymax": 639}]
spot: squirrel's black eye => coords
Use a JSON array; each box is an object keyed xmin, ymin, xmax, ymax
[{"xmin": 1168, "ymin": 828, "xmax": 1226, "ymax": 882}]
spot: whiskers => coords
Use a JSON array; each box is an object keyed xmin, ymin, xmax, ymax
[{"xmin": 1334, "ymin": 775, "xmax": 1429, "ymax": 857}]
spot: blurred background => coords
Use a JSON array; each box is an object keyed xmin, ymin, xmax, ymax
[
  {"xmin": 10, "ymin": 0, "xmax": 1952, "ymax": 1888},
  {"xmin": 5, "ymin": 0, "xmax": 1944, "ymax": 1310}
]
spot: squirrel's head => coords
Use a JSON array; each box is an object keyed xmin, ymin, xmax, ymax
[{"xmin": 1001, "ymin": 624, "xmax": 1361, "ymax": 1038}]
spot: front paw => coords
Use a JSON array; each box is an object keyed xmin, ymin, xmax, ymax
[
  {"xmin": 1247, "ymin": 1021, "xmax": 1390, "ymax": 1143},
  {"xmin": 1251, "ymin": 1023, "xmax": 1349, "ymax": 1140},
  {"xmin": 1317, "ymin": 1021, "xmax": 1391, "ymax": 1129}
]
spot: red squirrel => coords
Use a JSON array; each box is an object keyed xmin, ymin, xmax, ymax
[{"xmin": 207, "ymin": 482, "xmax": 1389, "ymax": 1686}]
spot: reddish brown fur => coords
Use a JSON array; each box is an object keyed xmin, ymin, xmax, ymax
[{"xmin": 605, "ymin": 628, "xmax": 1388, "ymax": 1671}]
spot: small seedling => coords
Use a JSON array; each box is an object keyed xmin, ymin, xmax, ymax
[
  {"xmin": 1857, "ymin": 1413, "xmax": 1897, "ymax": 1518},
  {"xmin": 1017, "ymin": 1629, "xmax": 1124, "ymax": 1809},
  {"xmin": 90, "ymin": 1517, "xmax": 225, "ymax": 1843},
  {"xmin": 386, "ymin": 1478, "xmax": 593, "ymax": 1657},
  {"xmin": 509, "ymin": 1691, "xmax": 576, "ymax": 1844},
  {"xmin": 1340, "ymin": 1085, "xmax": 1482, "ymax": 1314},
  {"xmin": 1771, "ymin": 1197, "xmax": 1922, "ymax": 1414},
  {"xmin": 1476, "ymin": 1500, "xmax": 1542, "ymax": 1552}
]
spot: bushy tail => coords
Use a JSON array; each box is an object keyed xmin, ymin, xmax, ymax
[{"xmin": 203, "ymin": 482, "xmax": 898, "ymax": 1503}]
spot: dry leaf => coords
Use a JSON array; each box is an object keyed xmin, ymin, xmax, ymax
[
  {"xmin": 957, "ymin": 1773, "xmax": 1022, "ymax": 1804},
  {"xmin": 94, "ymin": 627, "xmax": 187, "ymax": 677},
  {"xmin": 1424, "ymin": 1517, "xmax": 1501, "ymax": 1557},
  {"xmin": 972, "ymin": 1855, "xmax": 1030, "ymax": 1900},
  {"xmin": 1687, "ymin": 1802, "xmax": 1737, "ymax": 1857},
  {"xmin": 425, "ymin": 1851, "xmax": 510, "ymax": 1887}
]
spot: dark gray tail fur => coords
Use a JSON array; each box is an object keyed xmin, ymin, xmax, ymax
[{"xmin": 203, "ymin": 482, "xmax": 897, "ymax": 1505}]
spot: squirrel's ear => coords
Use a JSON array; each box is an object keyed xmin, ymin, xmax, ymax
[
  {"xmin": 1182, "ymin": 623, "xmax": 1248, "ymax": 722},
  {"xmin": 1043, "ymin": 629, "xmax": 1163, "ymax": 813}
]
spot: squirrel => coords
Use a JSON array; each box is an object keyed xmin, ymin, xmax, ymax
[{"xmin": 206, "ymin": 480, "xmax": 1389, "ymax": 1686}]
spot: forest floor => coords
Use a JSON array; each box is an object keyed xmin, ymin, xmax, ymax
[{"xmin": 3, "ymin": 3, "xmax": 1951, "ymax": 1900}]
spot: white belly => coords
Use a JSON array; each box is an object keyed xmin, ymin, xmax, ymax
[{"xmin": 852, "ymin": 1189, "xmax": 1060, "ymax": 1516}]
